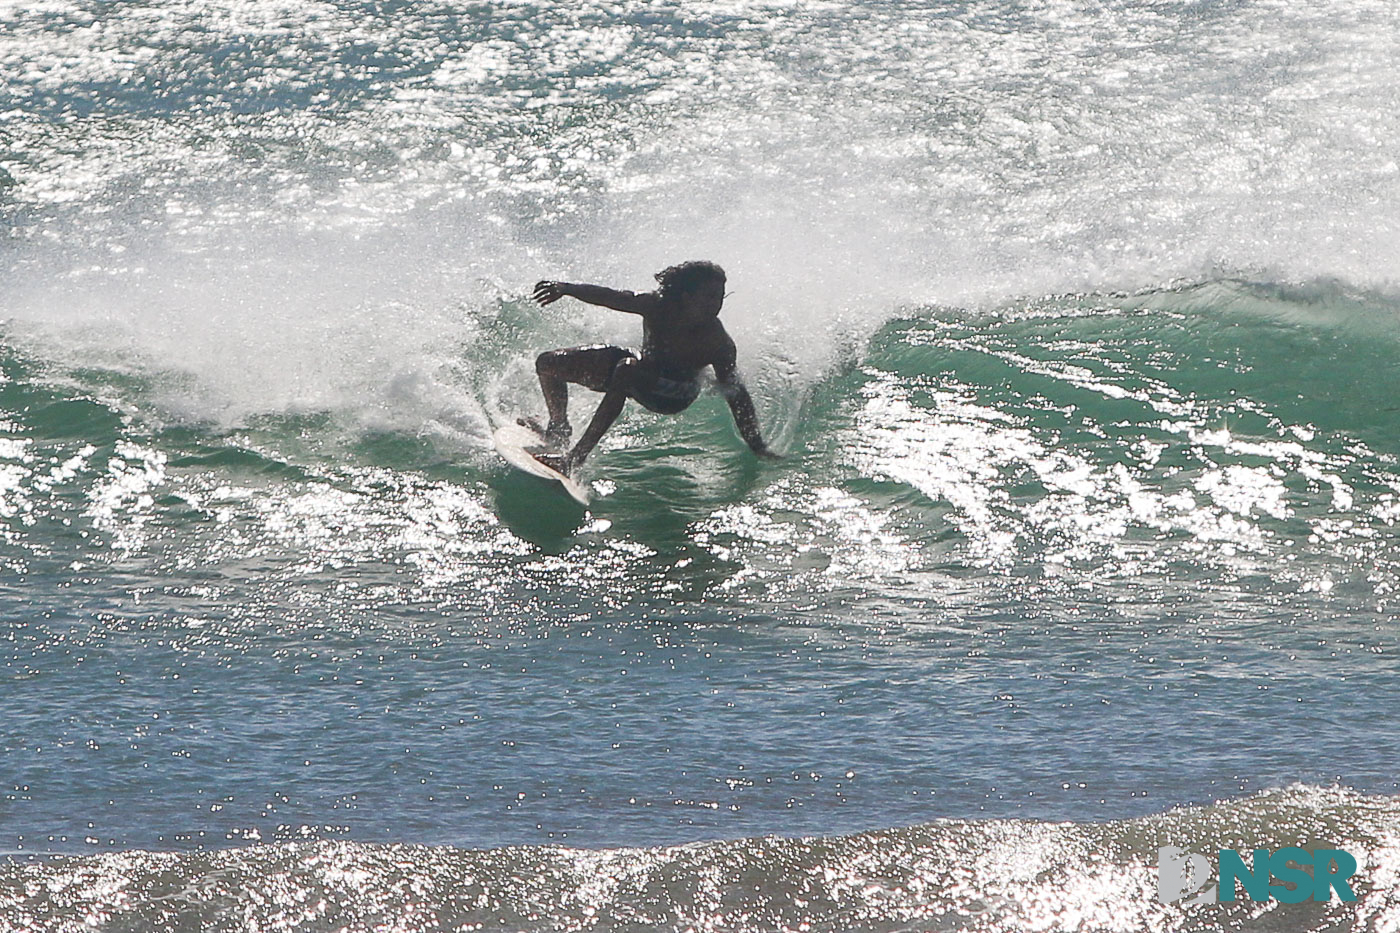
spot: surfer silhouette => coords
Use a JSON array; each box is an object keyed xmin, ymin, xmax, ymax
[{"xmin": 524, "ymin": 260, "xmax": 779, "ymax": 475}]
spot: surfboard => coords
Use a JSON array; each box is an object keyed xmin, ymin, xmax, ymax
[{"xmin": 492, "ymin": 422, "xmax": 590, "ymax": 507}]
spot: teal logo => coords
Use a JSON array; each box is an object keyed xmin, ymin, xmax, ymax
[{"xmin": 1157, "ymin": 846, "xmax": 1357, "ymax": 904}]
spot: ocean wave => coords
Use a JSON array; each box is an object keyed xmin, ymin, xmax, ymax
[
  {"xmin": 3, "ymin": 785, "xmax": 1396, "ymax": 933},
  {"xmin": 3, "ymin": 276, "xmax": 1399, "ymax": 603}
]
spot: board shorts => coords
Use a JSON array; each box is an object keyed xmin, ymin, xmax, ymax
[
  {"xmin": 620, "ymin": 350, "xmax": 702, "ymax": 414},
  {"xmin": 550, "ymin": 345, "xmax": 702, "ymax": 415},
  {"xmin": 633, "ymin": 369, "xmax": 702, "ymax": 414}
]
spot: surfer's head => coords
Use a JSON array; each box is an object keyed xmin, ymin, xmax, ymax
[{"xmin": 655, "ymin": 260, "xmax": 726, "ymax": 318}]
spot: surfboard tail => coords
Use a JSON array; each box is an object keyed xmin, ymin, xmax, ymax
[{"xmin": 493, "ymin": 422, "xmax": 591, "ymax": 506}]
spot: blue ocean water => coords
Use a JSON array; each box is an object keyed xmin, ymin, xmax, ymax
[{"xmin": 3, "ymin": 0, "xmax": 1400, "ymax": 930}]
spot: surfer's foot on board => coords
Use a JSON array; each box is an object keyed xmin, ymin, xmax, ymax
[{"xmin": 516, "ymin": 416, "xmax": 572, "ymax": 450}]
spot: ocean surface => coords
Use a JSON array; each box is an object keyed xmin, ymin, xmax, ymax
[{"xmin": 3, "ymin": 0, "xmax": 1400, "ymax": 929}]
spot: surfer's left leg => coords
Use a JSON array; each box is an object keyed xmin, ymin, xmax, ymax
[
  {"xmin": 558, "ymin": 379, "xmax": 630, "ymax": 473},
  {"xmin": 551, "ymin": 357, "xmax": 696, "ymax": 473},
  {"xmin": 531, "ymin": 346, "xmax": 634, "ymax": 447}
]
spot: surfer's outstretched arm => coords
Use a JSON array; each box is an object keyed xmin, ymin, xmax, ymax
[
  {"xmin": 714, "ymin": 355, "xmax": 780, "ymax": 460},
  {"xmin": 533, "ymin": 281, "xmax": 658, "ymax": 315}
]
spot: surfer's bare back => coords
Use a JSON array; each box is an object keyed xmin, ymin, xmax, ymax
[{"xmin": 527, "ymin": 260, "xmax": 779, "ymax": 474}]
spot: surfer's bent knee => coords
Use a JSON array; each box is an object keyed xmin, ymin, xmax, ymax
[{"xmin": 535, "ymin": 350, "xmax": 561, "ymax": 374}]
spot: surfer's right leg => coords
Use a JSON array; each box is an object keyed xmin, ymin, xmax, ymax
[
  {"xmin": 559, "ymin": 355, "xmax": 686, "ymax": 471},
  {"xmin": 530, "ymin": 346, "xmax": 635, "ymax": 446}
]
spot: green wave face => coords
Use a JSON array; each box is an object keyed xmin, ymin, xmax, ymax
[{"xmin": 4, "ymin": 277, "xmax": 1399, "ymax": 613}]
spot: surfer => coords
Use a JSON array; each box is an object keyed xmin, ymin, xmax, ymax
[{"xmin": 525, "ymin": 260, "xmax": 779, "ymax": 474}]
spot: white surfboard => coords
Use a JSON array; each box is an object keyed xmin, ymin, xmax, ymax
[{"xmin": 492, "ymin": 422, "xmax": 590, "ymax": 507}]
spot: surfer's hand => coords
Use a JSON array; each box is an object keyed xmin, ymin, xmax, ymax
[
  {"xmin": 754, "ymin": 445, "xmax": 782, "ymax": 461},
  {"xmin": 533, "ymin": 280, "xmax": 566, "ymax": 305}
]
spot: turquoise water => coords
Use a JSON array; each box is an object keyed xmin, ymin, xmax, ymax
[{"xmin": 3, "ymin": 0, "xmax": 1400, "ymax": 930}]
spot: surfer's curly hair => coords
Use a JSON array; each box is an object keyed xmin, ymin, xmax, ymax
[{"xmin": 654, "ymin": 260, "xmax": 726, "ymax": 298}]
